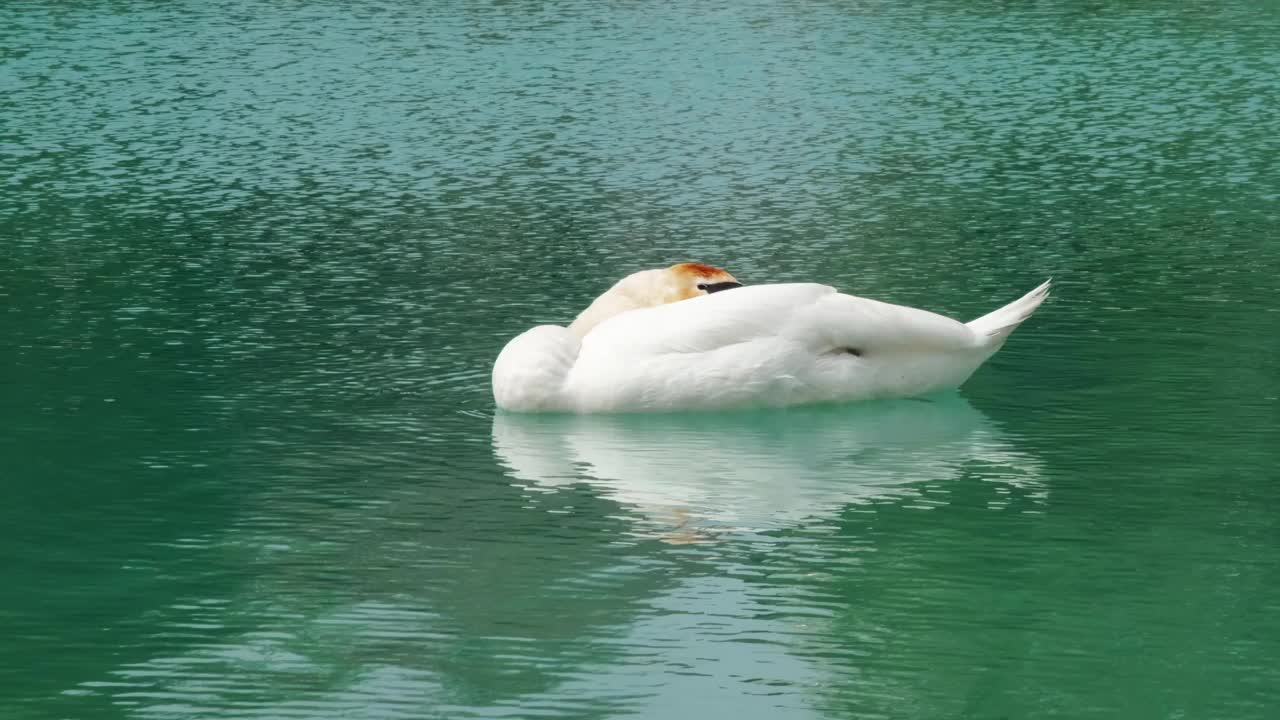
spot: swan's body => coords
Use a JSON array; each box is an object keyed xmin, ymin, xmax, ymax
[{"xmin": 493, "ymin": 266, "xmax": 1049, "ymax": 413}]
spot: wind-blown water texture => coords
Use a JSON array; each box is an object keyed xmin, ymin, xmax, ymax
[{"xmin": 3, "ymin": 1, "xmax": 1280, "ymax": 718}]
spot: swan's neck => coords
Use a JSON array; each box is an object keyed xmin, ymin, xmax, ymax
[{"xmin": 568, "ymin": 269, "xmax": 688, "ymax": 338}]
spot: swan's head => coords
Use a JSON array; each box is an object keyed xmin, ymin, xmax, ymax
[
  {"xmin": 568, "ymin": 262, "xmax": 742, "ymax": 338},
  {"xmin": 664, "ymin": 262, "xmax": 743, "ymax": 302}
]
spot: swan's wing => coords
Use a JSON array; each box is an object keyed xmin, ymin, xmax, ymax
[
  {"xmin": 565, "ymin": 284, "xmax": 828, "ymax": 410},
  {"xmin": 803, "ymin": 290, "xmax": 979, "ymax": 354},
  {"xmin": 565, "ymin": 284, "xmax": 983, "ymax": 411},
  {"xmin": 579, "ymin": 283, "xmax": 829, "ymax": 355},
  {"xmin": 582, "ymin": 283, "xmax": 977, "ymax": 356}
]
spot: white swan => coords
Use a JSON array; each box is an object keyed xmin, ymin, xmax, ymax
[{"xmin": 492, "ymin": 263, "xmax": 1050, "ymax": 413}]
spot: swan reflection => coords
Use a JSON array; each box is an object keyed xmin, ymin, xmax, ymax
[{"xmin": 492, "ymin": 395, "xmax": 1045, "ymax": 537}]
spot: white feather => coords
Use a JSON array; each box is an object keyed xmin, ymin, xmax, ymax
[{"xmin": 493, "ymin": 279, "xmax": 1050, "ymax": 413}]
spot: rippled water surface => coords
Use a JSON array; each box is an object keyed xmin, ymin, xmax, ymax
[{"xmin": 4, "ymin": 1, "xmax": 1280, "ymax": 717}]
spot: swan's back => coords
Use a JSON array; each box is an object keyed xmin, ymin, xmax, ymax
[{"xmin": 564, "ymin": 284, "xmax": 990, "ymax": 412}]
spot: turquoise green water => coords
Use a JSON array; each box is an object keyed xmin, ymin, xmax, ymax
[{"xmin": 4, "ymin": 1, "xmax": 1280, "ymax": 717}]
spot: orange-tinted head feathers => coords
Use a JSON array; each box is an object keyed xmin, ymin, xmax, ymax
[{"xmin": 666, "ymin": 263, "xmax": 740, "ymax": 301}]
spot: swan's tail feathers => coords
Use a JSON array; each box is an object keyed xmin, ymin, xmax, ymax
[{"xmin": 966, "ymin": 279, "xmax": 1051, "ymax": 344}]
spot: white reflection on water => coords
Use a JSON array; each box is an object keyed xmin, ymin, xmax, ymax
[{"xmin": 493, "ymin": 395, "xmax": 1046, "ymax": 538}]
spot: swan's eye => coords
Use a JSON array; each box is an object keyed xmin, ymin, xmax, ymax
[{"xmin": 697, "ymin": 283, "xmax": 708, "ymax": 291}]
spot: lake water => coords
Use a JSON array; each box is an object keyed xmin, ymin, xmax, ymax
[{"xmin": 4, "ymin": 1, "xmax": 1279, "ymax": 717}]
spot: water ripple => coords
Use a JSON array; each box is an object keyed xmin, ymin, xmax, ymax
[{"xmin": 4, "ymin": 0, "xmax": 1280, "ymax": 718}]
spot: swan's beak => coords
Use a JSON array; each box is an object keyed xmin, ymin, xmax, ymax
[{"xmin": 702, "ymin": 281, "xmax": 742, "ymax": 293}]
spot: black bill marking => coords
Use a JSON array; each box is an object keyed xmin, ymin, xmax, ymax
[{"xmin": 701, "ymin": 281, "xmax": 742, "ymax": 293}]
